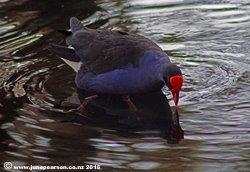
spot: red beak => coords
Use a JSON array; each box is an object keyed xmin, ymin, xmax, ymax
[
  {"xmin": 171, "ymin": 90, "xmax": 180, "ymax": 106},
  {"xmin": 169, "ymin": 75, "xmax": 183, "ymax": 106}
]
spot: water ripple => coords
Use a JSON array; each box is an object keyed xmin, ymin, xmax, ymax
[{"xmin": 1, "ymin": 0, "xmax": 250, "ymax": 171}]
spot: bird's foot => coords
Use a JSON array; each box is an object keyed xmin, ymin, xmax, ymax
[
  {"xmin": 122, "ymin": 95, "xmax": 138, "ymax": 112},
  {"xmin": 66, "ymin": 95, "xmax": 98, "ymax": 114},
  {"xmin": 122, "ymin": 95, "xmax": 140, "ymax": 122}
]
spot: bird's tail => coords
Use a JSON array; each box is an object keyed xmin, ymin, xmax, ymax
[
  {"xmin": 70, "ymin": 17, "xmax": 85, "ymax": 33},
  {"xmin": 48, "ymin": 44, "xmax": 80, "ymax": 62},
  {"xmin": 47, "ymin": 44, "xmax": 81, "ymax": 72}
]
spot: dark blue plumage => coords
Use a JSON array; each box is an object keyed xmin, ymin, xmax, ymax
[
  {"xmin": 75, "ymin": 50, "xmax": 170, "ymax": 94},
  {"xmin": 49, "ymin": 17, "xmax": 183, "ymax": 106}
]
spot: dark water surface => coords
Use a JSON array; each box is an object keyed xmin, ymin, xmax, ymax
[{"xmin": 0, "ymin": 0, "xmax": 250, "ymax": 171}]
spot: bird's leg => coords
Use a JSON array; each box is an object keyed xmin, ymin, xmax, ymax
[
  {"xmin": 122, "ymin": 95, "xmax": 138, "ymax": 112},
  {"xmin": 67, "ymin": 95, "xmax": 98, "ymax": 113},
  {"xmin": 78, "ymin": 95, "xmax": 98, "ymax": 111}
]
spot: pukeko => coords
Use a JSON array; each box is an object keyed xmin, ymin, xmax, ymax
[{"xmin": 48, "ymin": 17, "xmax": 183, "ymax": 113}]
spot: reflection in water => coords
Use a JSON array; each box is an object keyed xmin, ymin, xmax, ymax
[
  {"xmin": 1, "ymin": 0, "xmax": 250, "ymax": 171},
  {"xmin": 59, "ymin": 90, "xmax": 183, "ymax": 143}
]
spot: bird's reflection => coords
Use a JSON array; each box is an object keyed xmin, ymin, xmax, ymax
[{"xmin": 55, "ymin": 89, "xmax": 184, "ymax": 144}]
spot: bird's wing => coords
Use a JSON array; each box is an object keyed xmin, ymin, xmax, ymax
[
  {"xmin": 50, "ymin": 17, "xmax": 163, "ymax": 74},
  {"xmin": 67, "ymin": 28, "xmax": 162, "ymax": 74}
]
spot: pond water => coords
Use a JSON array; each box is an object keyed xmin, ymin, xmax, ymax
[{"xmin": 0, "ymin": 0, "xmax": 250, "ymax": 171}]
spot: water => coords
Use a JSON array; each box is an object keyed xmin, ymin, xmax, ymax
[{"xmin": 0, "ymin": 0, "xmax": 250, "ymax": 171}]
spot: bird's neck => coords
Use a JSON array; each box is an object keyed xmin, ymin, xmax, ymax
[{"xmin": 139, "ymin": 50, "xmax": 171, "ymax": 80}]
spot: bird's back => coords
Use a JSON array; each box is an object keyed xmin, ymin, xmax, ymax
[
  {"xmin": 49, "ymin": 17, "xmax": 172, "ymax": 94},
  {"xmin": 66, "ymin": 26, "xmax": 162, "ymax": 74}
]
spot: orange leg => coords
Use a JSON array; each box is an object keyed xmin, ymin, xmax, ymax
[
  {"xmin": 67, "ymin": 95, "xmax": 98, "ymax": 113},
  {"xmin": 122, "ymin": 95, "xmax": 138, "ymax": 112},
  {"xmin": 78, "ymin": 95, "xmax": 98, "ymax": 112}
]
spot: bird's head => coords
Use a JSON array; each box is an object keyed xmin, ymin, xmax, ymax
[{"xmin": 163, "ymin": 64, "xmax": 183, "ymax": 107}]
